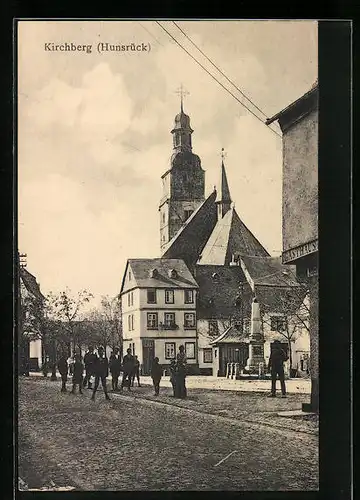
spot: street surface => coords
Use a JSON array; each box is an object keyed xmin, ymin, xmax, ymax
[{"xmin": 18, "ymin": 377, "xmax": 318, "ymax": 491}]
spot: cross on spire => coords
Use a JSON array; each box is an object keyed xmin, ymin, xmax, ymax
[
  {"xmin": 221, "ymin": 148, "xmax": 227, "ymax": 162},
  {"xmin": 175, "ymin": 84, "xmax": 189, "ymax": 112}
]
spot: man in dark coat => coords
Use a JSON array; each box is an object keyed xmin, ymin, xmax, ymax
[
  {"xmin": 268, "ymin": 340, "xmax": 288, "ymax": 398},
  {"xmin": 71, "ymin": 354, "xmax": 84, "ymax": 394},
  {"xmin": 109, "ymin": 347, "xmax": 122, "ymax": 391},
  {"xmin": 131, "ymin": 355, "xmax": 141, "ymax": 387},
  {"xmin": 169, "ymin": 359, "xmax": 177, "ymax": 397},
  {"xmin": 120, "ymin": 348, "xmax": 134, "ymax": 391},
  {"xmin": 91, "ymin": 347, "xmax": 110, "ymax": 401},
  {"xmin": 151, "ymin": 357, "xmax": 163, "ymax": 396},
  {"xmin": 175, "ymin": 345, "xmax": 187, "ymax": 399},
  {"xmin": 57, "ymin": 354, "xmax": 68, "ymax": 392},
  {"xmin": 83, "ymin": 346, "xmax": 97, "ymax": 389}
]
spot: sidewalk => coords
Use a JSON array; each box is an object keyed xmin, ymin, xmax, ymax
[{"xmin": 30, "ymin": 372, "xmax": 310, "ymax": 394}]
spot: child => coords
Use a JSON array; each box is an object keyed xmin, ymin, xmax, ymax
[
  {"xmin": 169, "ymin": 359, "xmax": 177, "ymax": 397},
  {"xmin": 151, "ymin": 357, "xmax": 163, "ymax": 396},
  {"xmin": 71, "ymin": 354, "xmax": 84, "ymax": 394}
]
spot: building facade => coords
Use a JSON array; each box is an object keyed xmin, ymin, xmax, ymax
[
  {"xmin": 19, "ymin": 266, "xmax": 46, "ymax": 372},
  {"xmin": 266, "ymin": 82, "xmax": 318, "ymax": 410},
  {"xmin": 120, "ymin": 258, "xmax": 198, "ymax": 375}
]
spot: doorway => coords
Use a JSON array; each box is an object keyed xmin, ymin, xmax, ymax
[{"xmin": 142, "ymin": 339, "xmax": 155, "ymax": 376}]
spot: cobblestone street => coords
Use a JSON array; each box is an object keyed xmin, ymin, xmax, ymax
[{"xmin": 18, "ymin": 377, "xmax": 318, "ymax": 491}]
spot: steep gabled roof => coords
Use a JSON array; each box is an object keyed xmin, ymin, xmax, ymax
[
  {"xmin": 194, "ymin": 265, "xmax": 252, "ymax": 320},
  {"xmin": 210, "ymin": 325, "xmax": 248, "ymax": 345},
  {"xmin": 197, "ymin": 207, "xmax": 270, "ymax": 266},
  {"xmin": 120, "ymin": 258, "xmax": 198, "ymax": 294},
  {"xmin": 239, "ymin": 256, "xmax": 298, "ymax": 287},
  {"xmin": 20, "ymin": 267, "xmax": 45, "ymax": 302},
  {"xmin": 161, "ymin": 190, "xmax": 218, "ymax": 269}
]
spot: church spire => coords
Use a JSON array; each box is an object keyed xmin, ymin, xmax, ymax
[
  {"xmin": 216, "ymin": 149, "xmax": 232, "ymax": 219},
  {"xmin": 171, "ymin": 85, "xmax": 193, "ymax": 152}
]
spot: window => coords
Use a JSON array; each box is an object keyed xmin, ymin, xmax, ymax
[
  {"xmin": 185, "ymin": 342, "xmax": 195, "ymax": 359},
  {"xmin": 162, "ymin": 212, "xmax": 166, "ymax": 224},
  {"xmin": 184, "ymin": 289, "xmax": 194, "ymax": 304},
  {"xmin": 164, "ymin": 312, "xmax": 176, "ymax": 327},
  {"xmin": 203, "ymin": 348, "xmax": 213, "ymax": 363},
  {"xmin": 168, "ymin": 268, "xmax": 177, "ymax": 279},
  {"xmin": 147, "ymin": 312, "xmax": 158, "ymax": 329},
  {"xmin": 128, "ymin": 314, "xmax": 134, "ymax": 331},
  {"xmin": 184, "ymin": 313, "xmax": 195, "ymax": 328},
  {"xmin": 165, "ymin": 289, "xmax": 174, "ymax": 304},
  {"xmin": 128, "ymin": 291, "xmax": 133, "ymax": 307},
  {"xmin": 127, "ymin": 293, "xmax": 130, "ymax": 307},
  {"xmin": 128, "ymin": 270, "xmax": 132, "ymax": 280},
  {"xmin": 271, "ymin": 317, "xmax": 286, "ymax": 332},
  {"xmin": 208, "ymin": 320, "xmax": 218, "ymax": 335},
  {"xmin": 184, "ymin": 209, "xmax": 194, "ymax": 221},
  {"xmin": 165, "ymin": 342, "xmax": 176, "ymax": 359},
  {"xmin": 147, "ymin": 289, "xmax": 157, "ymax": 304}
]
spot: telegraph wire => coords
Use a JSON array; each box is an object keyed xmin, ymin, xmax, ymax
[
  {"xmin": 172, "ymin": 21, "xmax": 269, "ymax": 121},
  {"xmin": 155, "ymin": 21, "xmax": 282, "ymax": 139},
  {"xmin": 138, "ymin": 21, "xmax": 165, "ymax": 47}
]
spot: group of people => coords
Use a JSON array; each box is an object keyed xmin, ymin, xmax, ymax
[{"xmin": 56, "ymin": 344, "xmax": 189, "ymax": 400}]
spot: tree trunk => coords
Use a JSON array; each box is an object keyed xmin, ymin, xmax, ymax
[{"xmin": 288, "ymin": 339, "xmax": 293, "ymax": 377}]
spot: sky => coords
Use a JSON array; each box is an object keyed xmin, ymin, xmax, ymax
[{"xmin": 18, "ymin": 20, "xmax": 318, "ymax": 304}]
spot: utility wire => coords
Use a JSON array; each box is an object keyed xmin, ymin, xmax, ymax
[
  {"xmin": 138, "ymin": 21, "xmax": 165, "ymax": 47},
  {"xmin": 155, "ymin": 21, "xmax": 282, "ymax": 139},
  {"xmin": 172, "ymin": 21, "xmax": 269, "ymax": 121}
]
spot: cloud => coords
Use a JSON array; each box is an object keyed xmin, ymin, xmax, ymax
[{"xmin": 18, "ymin": 20, "xmax": 317, "ymax": 299}]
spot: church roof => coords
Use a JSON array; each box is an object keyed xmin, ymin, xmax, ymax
[
  {"xmin": 197, "ymin": 207, "xmax": 270, "ymax": 266},
  {"xmin": 215, "ymin": 161, "xmax": 231, "ymax": 203},
  {"xmin": 120, "ymin": 258, "xmax": 198, "ymax": 294},
  {"xmin": 194, "ymin": 265, "xmax": 252, "ymax": 320},
  {"xmin": 20, "ymin": 267, "xmax": 45, "ymax": 302},
  {"xmin": 210, "ymin": 325, "xmax": 248, "ymax": 345},
  {"xmin": 239, "ymin": 256, "xmax": 298, "ymax": 287},
  {"xmin": 161, "ymin": 190, "xmax": 218, "ymax": 269}
]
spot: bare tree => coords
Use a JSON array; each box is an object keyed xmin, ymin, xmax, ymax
[
  {"xmin": 84, "ymin": 295, "xmax": 122, "ymax": 354},
  {"xmin": 48, "ymin": 288, "xmax": 94, "ymax": 355},
  {"xmin": 260, "ymin": 286, "xmax": 309, "ymax": 370}
]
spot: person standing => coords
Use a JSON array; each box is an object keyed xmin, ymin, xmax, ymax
[
  {"xmin": 169, "ymin": 359, "xmax": 177, "ymax": 397},
  {"xmin": 91, "ymin": 346, "xmax": 111, "ymax": 401},
  {"xmin": 57, "ymin": 354, "xmax": 68, "ymax": 392},
  {"xmin": 151, "ymin": 357, "xmax": 163, "ymax": 396},
  {"xmin": 83, "ymin": 346, "xmax": 97, "ymax": 389},
  {"xmin": 131, "ymin": 355, "xmax": 141, "ymax": 387},
  {"xmin": 109, "ymin": 347, "xmax": 122, "ymax": 391},
  {"xmin": 268, "ymin": 340, "xmax": 288, "ymax": 398},
  {"xmin": 67, "ymin": 355, "xmax": 74, "ymax": 376},
  {"xmin": 120, "ymin": 348, "xmax": 134, "ymax": 392},
  {"xmin": 175, "ymin": 345, "xmax": 187, "ymax": 399},
  {"xmin": 71, "ymin": 354, "xmax": 84, "ymax": 394}
]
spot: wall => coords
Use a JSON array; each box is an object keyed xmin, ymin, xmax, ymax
[
  {"xmin": 197, "ymin": 318, "xmax": 228, "ymax": 371},
  {"xmin": 29, "ymin": 338, "xmax": 42, "ymax": 368},
  {"xmin": 282, "ymin": 109, "xmax": 318, "ymax": 253}
]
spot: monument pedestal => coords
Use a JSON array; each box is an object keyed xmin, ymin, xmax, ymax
[
  {"xmin": 245, "ymin": 297, "xmax": 265, "ymax": 374},
  {"xmin": 245, "ymin": 340, "xmax": 265, "ymax": 374}
]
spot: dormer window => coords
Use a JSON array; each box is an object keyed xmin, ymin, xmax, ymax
[
  {"xmin": 150, "ymin": 268, "xmax": 158, "ymax": 278},
  {"xmin": 212, "ymin": 272, "xmax": 219, "ymax": 280},
  {"xmin": 168, "ymin": 269, "xmax": 178, "ymax": 279}
]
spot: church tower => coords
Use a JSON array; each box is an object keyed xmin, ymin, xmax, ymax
[{"xmin": 159, "ymin": 94, "xmax": 205, "ymax": 252}]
